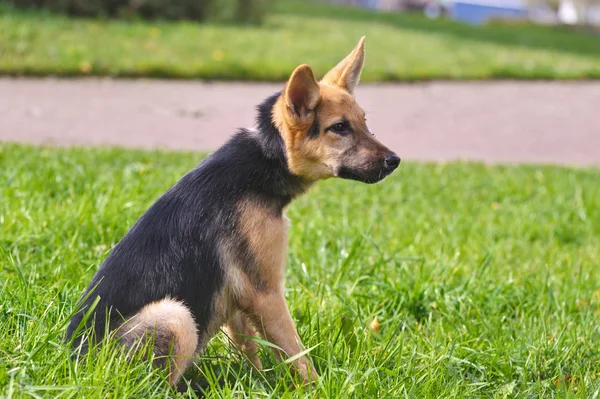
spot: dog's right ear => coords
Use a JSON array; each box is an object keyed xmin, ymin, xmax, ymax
[
  {"xmin": 321, "ymin": 36, "xmax": 365, "ymax": 95},
  {"xmin": 284, "ymin": 64, "xmax": 320, "ymax": 124}
]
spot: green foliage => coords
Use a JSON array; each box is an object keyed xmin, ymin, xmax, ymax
[
  {"xmin": 1, "ymin": 143, "xmax": 600, "ymax": 397},
  {"xmin": 0, "ymin": 1, "xmax": 598, "ymax": 80},
  {"xmin": 3, "ymin": 0, "xmax": 270, "ymax": 22}
]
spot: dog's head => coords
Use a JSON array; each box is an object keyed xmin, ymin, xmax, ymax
[{"xmin": 274, "ymin": 36, "xmax": 400, "ymax": 184}]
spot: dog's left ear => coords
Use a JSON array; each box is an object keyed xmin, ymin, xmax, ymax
[
  {"xmin": 321, "ymin": 36, "xmax": 365, "ymax": 95},
  {"xmin": 285, "ymin": 64, "xmax": 320, "ymax": 123}
]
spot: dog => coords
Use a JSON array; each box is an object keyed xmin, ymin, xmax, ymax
[{"xmin": 66, "ymin": 36, "xmax": 400, "ymax": 386}]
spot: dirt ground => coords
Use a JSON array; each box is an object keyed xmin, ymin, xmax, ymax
[{"xmin": 1, "ymin": 78, "xmax": 598, "ymax": 166}]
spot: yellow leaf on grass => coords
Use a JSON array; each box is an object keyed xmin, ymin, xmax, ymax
[
  {"xmin": 79, "ymin": 60, "xmax": 92, "ymax": 73},
  {"xmin": 369, "ymin": 317, "xmax": 380, "ymax": 334},
  {"xmin": 212, "ymin": 50, "xmax": 225, "ymax": 62},
  {"xmin": 149, "ymin": 27, "xmax": 161, "ymax": 38}
]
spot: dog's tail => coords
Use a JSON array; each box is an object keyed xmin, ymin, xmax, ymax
[{"xmin": 116, "ymin": 298, "xmax": 198, "ymax": 385}]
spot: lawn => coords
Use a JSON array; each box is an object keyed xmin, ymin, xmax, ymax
[
  {"xmin": 1, "ymin": 143, "xmax": 599, "ymax": 398},
  {"xmin": 0, "ymin": 1, "xmax": 599, "ymax": 80}
]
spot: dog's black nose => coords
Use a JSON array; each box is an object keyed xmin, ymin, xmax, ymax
[{"xmin": 384, "ymin": 154, "xmax": 401, "ymax": 170}]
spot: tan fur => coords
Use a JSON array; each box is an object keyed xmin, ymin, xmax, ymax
[
  {"xmin": 273, "ymin": 38, "xmax": 392, "ymax": 182},
  {"xmin": 216, "ymin": 197, "xmax": 288, "ymax": 373},
  {"xmin": 117, "ymin": 298, "xmax": 198, "ymax": 385},
  {"xmin": 286, "ymin": 64, "xmax": 320, "ymax": 118},
  {"xmin": 321, "ymin": 36, "xmax": 366, "ymax": 93},
  {"xmin": 205, "ymin": 282, "xmax": 235, "ymax": 342},
  {"xmin": 215, "ymin": 195, "xmax": 289, "ymax": 327},
  {"xmin": 246, "ymin": 290, "xmax": 318, "ymax": 381},
  {"xmin": 223, "ymin": 311, "xmax": 262, "ymax": 369},
  {"xmin": 236, "ymin": 198, "xmax": 288, "ymax": 291},
  {"xmin": 222, "ymin": 197, "xmax": 318, "ymax": 380}
]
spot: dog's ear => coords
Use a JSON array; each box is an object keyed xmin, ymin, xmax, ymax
[
  {"xmin": 321, "ymin": 36, "xmax": 365, "ymax": 95},
  {"xmin": 285, "ymin": 64, "xmax": 320, "ymax": 123}
]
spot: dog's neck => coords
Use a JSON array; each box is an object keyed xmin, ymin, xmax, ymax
[
  {"xmin": 250, "ymin": 92, "xmax": 312, "ymax": 210},
  {"xmin": 255, "ymin": 92, "xmax": 287, "ymax": 160}
]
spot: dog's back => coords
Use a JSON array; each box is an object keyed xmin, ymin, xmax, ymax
[
  {"xmin": 67, "ymin": 126, "xmax": 292, "ymax": 334},
  {"xmin": 66, "ymin": 118, "xmax": 307, "ymax": 382}
]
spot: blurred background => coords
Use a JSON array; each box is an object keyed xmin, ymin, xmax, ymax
[
  {"xmin": 1, "ymin": 0, "xmax": 599, "ymax": 80},
  {"xmin": 327, "ymin": 0, "xmax": 600, "ymax": 26},
  {"xmin": 0, "ymin": 0, "xmax": 599, "ymax": 164},
  {"xmin": 4, "ymin": 0, "xmax": 600, "ymax": 26}
]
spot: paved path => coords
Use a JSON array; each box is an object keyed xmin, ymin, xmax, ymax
[{"xmin": 1, "ymin": 78, "xmax": 598, "ymax": 166}]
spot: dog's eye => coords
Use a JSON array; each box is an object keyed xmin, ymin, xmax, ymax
[
  {"xmin": 327, "ymin": 120, "xmax": 352, "ymax": 135},
  {"xmin": 332, "ymin": 123, "xmax": 345, "ymax": 133},
  {"xmin": 329, "ymin": 121, "xmax": 353, "ymax": 135}
]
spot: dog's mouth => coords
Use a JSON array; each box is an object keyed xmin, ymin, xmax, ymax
[{"xmin": 337, "ymin": 165, "xmax": 397, "ymax": 184}]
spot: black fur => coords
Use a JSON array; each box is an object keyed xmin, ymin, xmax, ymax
[{"xmin": 66, "ymin": 92, "xmax": 308, "ymax": 348}]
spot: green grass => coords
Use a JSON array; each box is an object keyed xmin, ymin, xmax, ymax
[
  {"xmin": 0, "ymin": 1, "xmax": 599, "ymax": 80},
  {"xmin": 1, "ymin": 143, "xmax": 600, "ymax": 398}
]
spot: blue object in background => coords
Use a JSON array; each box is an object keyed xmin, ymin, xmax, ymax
[
  {"xmin": 358, "ymin": 0, "xmax": 379, "ymax": 9},
  {"xmin": 450, "ymin": 0, "xmax": 527, "ymax": 24}
]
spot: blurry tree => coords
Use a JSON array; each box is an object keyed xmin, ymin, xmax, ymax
[
  {"xmin": 206, "ymin": 0, "xmax": 270, "ymax": 23},
  {"xmin": 235, "ymin": 0, "xmax": 270, "ymax": 23},
  {"xmin": 4, "ymin": 0, "xmax": 272, "ymax": 23}
]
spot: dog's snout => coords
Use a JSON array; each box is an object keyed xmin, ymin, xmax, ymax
[{"xmin": 384, "ymin": 153, "xmax": 401, "ymax": 170}]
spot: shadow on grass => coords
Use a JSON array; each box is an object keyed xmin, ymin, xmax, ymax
[{"xmin": 274, "ymin": 1, "xmax": 600, "ymax": 59}]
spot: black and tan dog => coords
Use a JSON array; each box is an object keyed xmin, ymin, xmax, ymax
[{"xmin": 66, "ymin": 37, "xmax": 400, "ymax": 386}]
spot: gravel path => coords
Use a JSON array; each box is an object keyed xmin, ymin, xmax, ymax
[{"xmin": 1, "ymin": 78, "xmax": 598, "ymax": 166}]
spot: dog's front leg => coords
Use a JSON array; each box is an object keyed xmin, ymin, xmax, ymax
[{"xmin": 248, "ymin": 290, "xmax": 318, "ymax": 382}]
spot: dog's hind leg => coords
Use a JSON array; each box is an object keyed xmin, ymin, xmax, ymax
[
  {"xmin": 223, "ymin": 310, "xmax": 262, "ymax": 370},
  {"xmin": 117, "ymin": 298, "xmax": 198, "ymax": 385}
]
